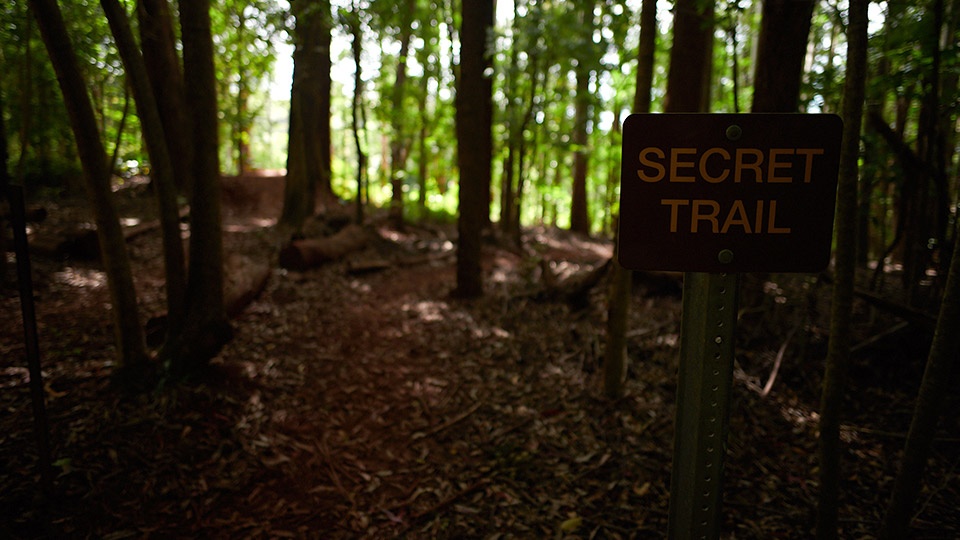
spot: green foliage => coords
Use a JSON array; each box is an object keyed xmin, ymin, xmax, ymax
[
  {"xmin": 7, "ymin": 0, "xmax": 957, "ymax": 251},
  {"xmin": 211, "ymin": 0, "xmax": 284, "ymax": 174}
]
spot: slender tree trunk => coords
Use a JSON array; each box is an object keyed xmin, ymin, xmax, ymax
[
  {"xmin": 137, "ymin": 0, "xmax": 191, "ymax": 194},
  {"xmin": 453, "ymin": 0, "xmax": 494, "ymax": 298},
  {"xmin": 416, "ymin": 54, "xmax": 433, "ymax": 215},
  {"xmin": 500, "ymin": 42, "xmax": 519, "ymax": 237},
  {"xmin": 569, "ymin": 1, "xmax": 595, "ymax": 235},
  {"xmin": 880, "ymin": 150, "xmax": 960, "ymax": 540},
  {"xmin": 108, "ymin": 88, "xmax": 130, "ymax": 174},
  {"xmin": 1, "ymin": 76, "xmax": 10, "ymax": 286},
  {"xmin": 569, "ymin": 65, "xmax": 591, "ymax": 235},
  {"xmin": 815, "ymin": 0, "xmax": 868, "ymax": 537},
  {"xmin": 163, "ymin": 0, "xmax": 231, "ymax": 376},
  {"xmin": 101, "ymin": 0, "xmax": 186, "ymax": 332},
  {"xmin": 388, "ymin": 0, "xmax": 416, "ymax": 228},
  {"xmin": 349, "ymin": 4, "xmax": 367, "ymax": 224},
  {"xmin": 29, "ymin": 0, "xmax": 148, "ymax": 374},
  {"xmin": 604, "ymin": 0, "xmax": 656, "ymax": 400}
]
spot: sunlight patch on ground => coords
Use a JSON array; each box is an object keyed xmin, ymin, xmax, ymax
[
  {"xmin": 655, "ymin": 333, "xmax": 679, "ymax": 348},
  {"xmin": 400, "ymin": 300, "xmax": 511, "ymax": 338},
  {"xmin": 224, "ymin": 218, "xmax": 277, "ymax": 232},
  {"xmin": 530, "ymin": 229, "xmax": 614, "ymax": 261},
  {"xmin": 1, "ymin": 366, "xmax": 30, "ymax": 389},
  {"xmin": 780, "ymin": 404, "xmax": 819, "ymax": 431},
  {"xmin": 406, "ymin": 376, "xmax": 448, "ymax": 405},
  {"xmin": 349, "ymin": 279, "xmax": 372, "ymax": 294},
  {"xmin": 491, "ymin": 267, "xmax": 511, "ymax": 284},
  {"xmin": 402, "ymin": 300, "xmax": 448, "ymax": 322},
  {"xmin": 120, "ymin": 217, "xmax": 141, "ymax": 227},
  {"xmin": 54, "ymin": 267, "xmax": 107, "ymax": 289}
]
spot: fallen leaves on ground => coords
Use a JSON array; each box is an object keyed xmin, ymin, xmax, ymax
[{"xmin": 2, "ymin": 191, "xmax": 958, "ymax": 539}]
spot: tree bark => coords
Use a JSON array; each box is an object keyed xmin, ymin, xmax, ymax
[
  {"xmin": 569, "ymin": 64, "xmax": 591, "ymax": 235},
  {"xmin": 101, "ymin": 0, "xmax": 186, "ymax": 329},
  {"xmin": 388, "ymin": 0, "xmax": 416, "ymax": 228},
  {"xmin": 0, "ymin": 77, "xmax": 10, "ymax": 286},
  {"xmin": 348, "ymin": 3, "xmax": 367, "ymax": 225},
  {"xmin": 281, "ymin": 0, "xmax": 333, "ymax": 230},
  {"xmin": 880, "ymin": 142, "xmax": 960, "ymax": 539},
  {"xmin": 453, "ymin": 0, "xmax": 494, "ymax": 298},
  {"xmin": 163, "ymin": 0, "xmax": 231, "ymax": 377},
  {"xmin": 136, "ymin": 0, "xmax": 191, "ymax": 194},
  {"xmin": 604, "ymin": 0, "xmax": 656, "ymax": 401},
  {"xmin": 664, "ymin": 0, "xmax": 714, "ymax": 114},
  {"xmin": 751, "ymin": 0, "xmax": 816, "ymax": 112},
  {"xmin": 29, "ymin": 0, "xmax": 148, "ymax": 374},
  {"xmin": 815, "ymin": 0, "xmax": 868, "ymax": 538}
]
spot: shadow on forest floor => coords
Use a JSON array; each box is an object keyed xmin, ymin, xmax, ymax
[{"xmin": 1, "ymin": 177, "xmax": 958, "ymax": 538}]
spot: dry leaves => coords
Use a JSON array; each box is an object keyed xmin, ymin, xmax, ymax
[{"xmin": 1, "ymin": 191, "xmax": 958, "ymax": 538}]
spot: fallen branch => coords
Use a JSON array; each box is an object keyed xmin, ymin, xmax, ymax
[
  {"xmin": 224, "ymin": 254, "xmax": 271, "ymax": 318},
  {"xmin": 853, "ymin": 289, "xmax": 937, "ymax": 328},
  {"xmin": 761, "ymin": 323, "xmax": 800, "ymax": 397},
  {"xmin": 411, "ymin": 401, "xmax": 482, "ymax": 441},
  {"xmin": 397, "ymin": 478, "xmax": 491, "ymax": 536},
  {"xmin": 850, "ymin": 321, "xmax": 911, "ymax": 354}
]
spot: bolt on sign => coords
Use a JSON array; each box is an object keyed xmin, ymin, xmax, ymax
[{"xmin": 617, "ymin": 113, "xmax": 843, "ymax": 273}]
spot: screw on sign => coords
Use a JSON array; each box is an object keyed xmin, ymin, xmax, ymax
[{"xmin": 617, "ymin": 114, "xmax": 842, "ymax": 540}]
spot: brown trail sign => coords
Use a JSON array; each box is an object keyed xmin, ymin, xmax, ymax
[
  {"xmin": 618, "ymin": 113, "xmax": 843, "ymax": 273},
  {"xmin": 617, "ymin": 114, "xmax": 842, "ymax": 540}
]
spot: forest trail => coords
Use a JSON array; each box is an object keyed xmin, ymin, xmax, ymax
[{"xmin": 2, "ymin": 179, "xmax": 958, "ymax": 538}]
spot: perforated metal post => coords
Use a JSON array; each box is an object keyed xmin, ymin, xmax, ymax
[{"xmin": 668, "ymin": 271, "xmax": 739, "ymax": 540}]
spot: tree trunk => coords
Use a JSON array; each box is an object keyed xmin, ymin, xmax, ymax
[
  {"xmin": 281, "ymin": 0, "xmax": 333, "ymax": 230},
  {"xmin": 0, "ymin": 79, "xmax": 10, "ymax": 286},
  {"xmin": 29, "ymin": 0, "xmax": 148, "ymax": 375},
  {"xmin": 101, "ymin": 0, "xmax": 187, "ymax": 330},
  {"xmin": 569, "ymin": 2, "xmax": 594, "ymax": 235},
  {"xmin": 163, "ymin": 0, "xmax": 231, "ymax": 377},
  {"xmin": 633, "ymin": 0, "xmax": 657, "ymax": 115},
  {"xmin": 604, "ymin": 0, "xmax": 657, "ymax": 401},
  {"xmin": 751, "ymin": 0, "xmax": 815, "ymax": 112},
  {"xmin": 137, "ymin": 0, "xmax": 191, "ymax": 194},
  {"xmin": 815, "ymin": 0, "xmax": 867, "ymax": 538},
  {"xmin": 348, "ymin": 2, "xmax": 367, "ymax": 224},
  {"xmin": 664, "ymin": 0, "xmax": 714, "ymax": 114},
  {"xmin": 879, "ymin": 146, "xmax": 960, "ymax": 539},
  {"xmin": 388, "ymin": 0, "xmax": 416, "ymax": 228},
  {"xmin": 743, "ymin": 0, "xmax": 816, "ymax": 312},
  {"xmin": 453, "ymin": 0, "xmax": 494, "ymax": 298},
  {"xmin": 569, "ymin": 64, "xmax": 591, "ymax": 235}
]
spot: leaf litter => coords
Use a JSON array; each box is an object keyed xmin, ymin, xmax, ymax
[{"xmin": 1, "ymin": 188, "xmax": 959, "ymax": 539}]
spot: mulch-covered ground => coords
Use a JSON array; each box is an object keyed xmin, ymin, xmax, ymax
[{"xmin": 2, "ymin": 179, "xmax": 958, "ymax": 539}]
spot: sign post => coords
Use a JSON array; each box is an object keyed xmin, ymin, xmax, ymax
[
  {"xmin": 617, "ymin": 114, "xmax": 842, "ymax": 539},
  {"xmin": 668, "ymin": 271, "xmax": 738, "ymax": 538}
]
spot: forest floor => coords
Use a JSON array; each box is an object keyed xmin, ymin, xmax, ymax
[{"xmin": 2, "ymin": 176, "xmax": 959, "ymax": 539}]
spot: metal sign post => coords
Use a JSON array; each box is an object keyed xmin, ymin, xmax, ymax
[
  {"xmin": 616, "ymin": 114, "xmax": 842, "ymax": 539},
  {"xmin": 668, "ymin": 271, "xmax": 738, "ymax": 539}
]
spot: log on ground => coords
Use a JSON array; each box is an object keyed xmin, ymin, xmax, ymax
[
  {"xmin": 278, "ymin": 224, "xmax": 369, "ymax": 271},
  {"xmin": 224, "ymin": 254, "xmax": 271, "ymax": 318}
]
